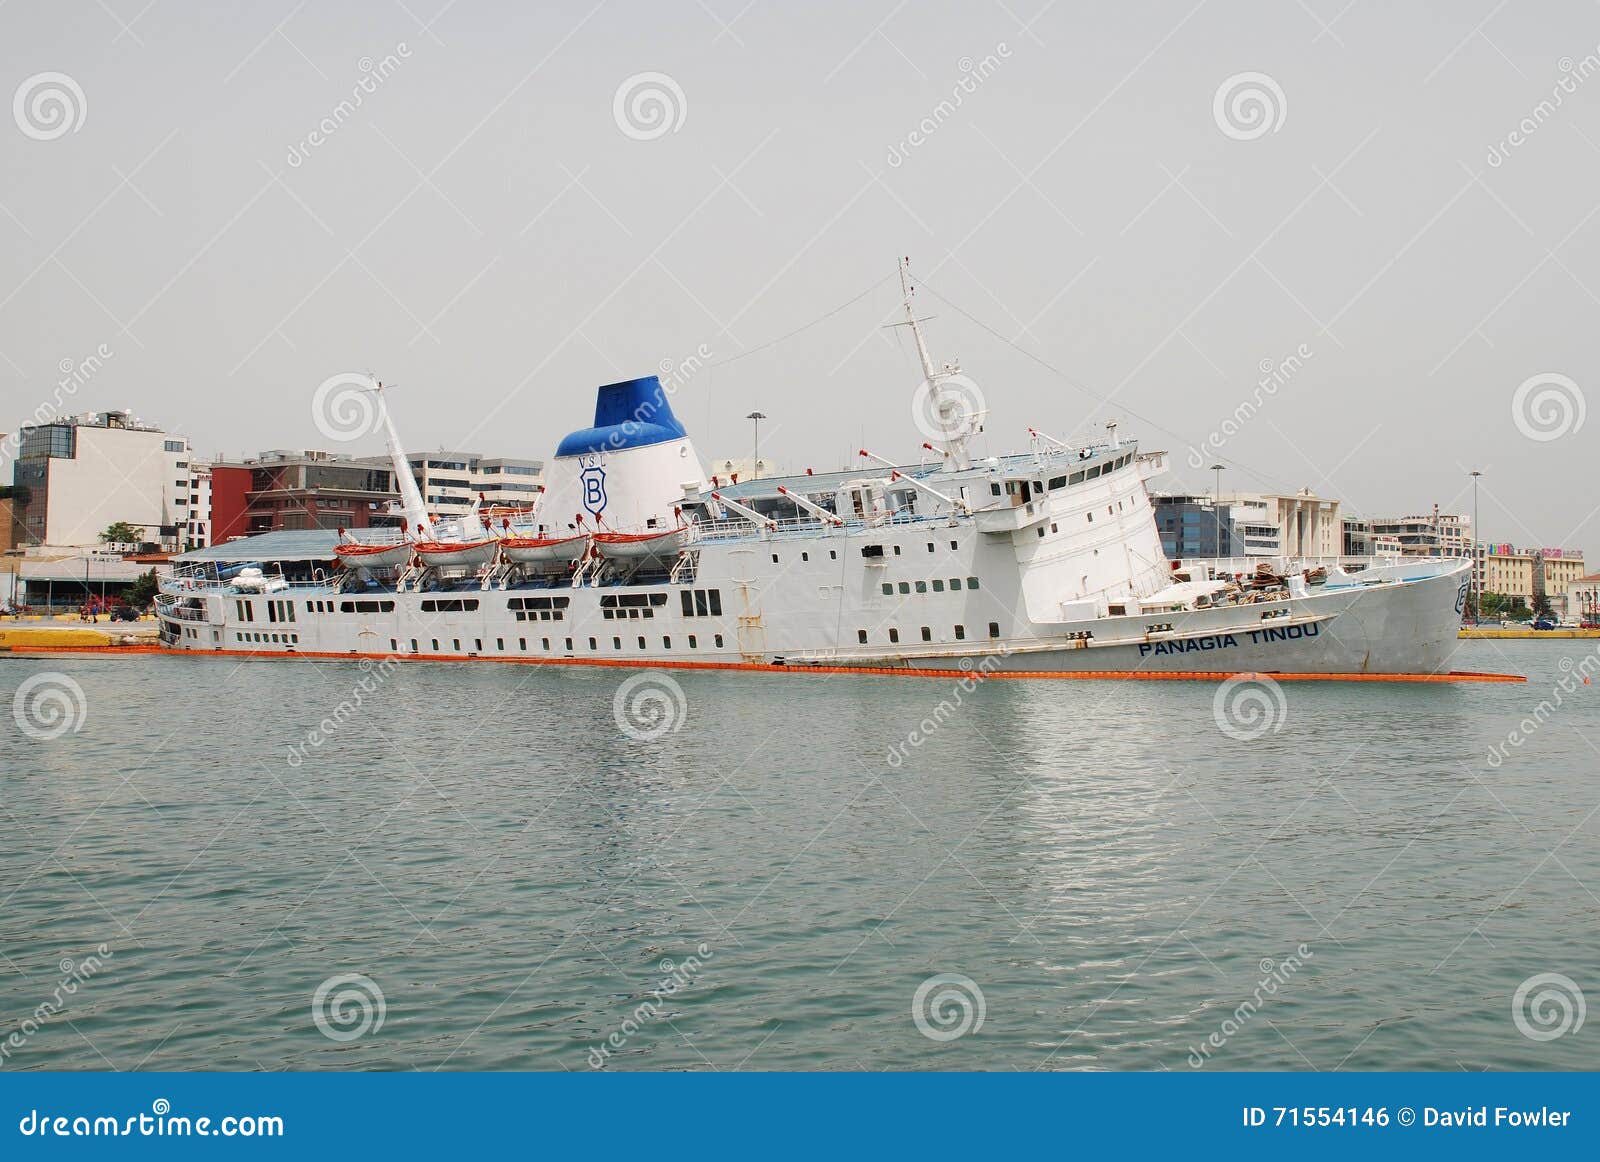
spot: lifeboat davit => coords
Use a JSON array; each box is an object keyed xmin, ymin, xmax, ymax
[
  {"xmin": 500, "ymin": 533, "xmax": 589, "ymax": 567},
  {"xmin": 413, "ymin": 539, "xmax": 499, "ymax": 569},
  {"xmin": 592, "ymin": 525, "xmax": 692, "ymax": 564}
]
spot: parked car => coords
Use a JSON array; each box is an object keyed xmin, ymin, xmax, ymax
[
  {"xmin": 1532, "ymin": 617, "xmax": 1559, "ymax": 631},
  {"xmin": 109, "ymin": 605, "xmax": 143, "ymax": 622}
]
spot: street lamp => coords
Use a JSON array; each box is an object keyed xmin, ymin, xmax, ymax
[
  {"xmin": 1470, "ymin": 469, "xmax": 1482, "ymax": 624},
  {"xmin": 746, "ymin": 411, "xmax": 767, "ymax": 480},
  {"xmin": 1210, "ymin": 464, "xmax": 1226, "ymax": 561}
]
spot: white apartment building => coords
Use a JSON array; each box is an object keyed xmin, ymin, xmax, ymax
[
  {"xmin": 1369, "ymin": 507, "xmax": 1472, "ymax": 559},
  {"xmin": 185, "ymin": 459, "xmax": 213, "ymax": 550},
  {"xmin": 366, "ymin": 452, "xmax": 545, "ymax": 521},
  {"xmin": 9, "ymin": 411, "xmax": 192, "ymax": 550}
]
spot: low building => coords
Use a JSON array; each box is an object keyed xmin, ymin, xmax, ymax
[
  {"xmin": 1565, "ymin": 573, "xmax": 1600, "ymax": 624},
  {"xmin": 1369, "ymin": 507, "xmax": 1472, "ymax": 559},
  {"xmin": 1151, "ymin": 493, "xmax": 1236, "ymax": 558},
  {"xmin": 1248, "ymin": 489, "xmax": 1342, "ymax": 558},
  {"xmin": 1536, "ymin": 550, "xmax": 1587, "ymax": 619},
  {"xmin": 1481, "ymin": 546, "xmax": 1537, "ymax": 609},
  {"xmin": 8, "ymin": 410, "xmax": 192, "ymax": 550},
  {"xmin": 1342, "ymin": 516, "xmax": 1371, "ymax": 557},
  {"xmin": 708, "ymin": 456, "xmax": 775, "ymax": 485},
  {"xmin": 209, "ymin": 450, "xmax": 401, "ymax": 537}
]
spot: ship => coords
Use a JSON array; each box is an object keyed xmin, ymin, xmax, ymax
[{"xmin": 156, "ymin": 263, "xmax": 1471, "ymax": 676}]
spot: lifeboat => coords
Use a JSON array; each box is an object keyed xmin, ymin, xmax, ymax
[
  {"xmin": 413, "ymin": 539, "xmax": 500, "ymax": 569},
  {"xmin": 499, "ymin": 533, "xmax": 589, "ymax": 567},
  {"xmin": 592, "ymin": 525, "xmax": 693, "ymax": 564},
  {"xmin": 333, "ymin": 527, "xmax": 414, "ymax": 570},
  {"xmin": 333, "ymin": 541, "xmax": 414, "ymax": 570}
]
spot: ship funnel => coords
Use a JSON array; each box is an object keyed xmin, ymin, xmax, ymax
[{"xmin": 541, "ymin": 376, "xmax": 704, "ymax": 532}]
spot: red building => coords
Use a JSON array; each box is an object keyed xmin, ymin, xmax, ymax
[{"xmin": 208, "ymin": 452, "xmax": 401, "ymax": 541}]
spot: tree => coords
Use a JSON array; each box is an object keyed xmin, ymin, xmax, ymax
[
  {"xmin": 99, "ymin": 521, "xmax": 143, "ymax": 545},
  {"xmin": 125, "ymin": 568, "xmax": 160, "ymax": 610}
]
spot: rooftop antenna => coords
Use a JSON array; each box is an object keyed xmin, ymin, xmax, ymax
[{"xmin": 886, "ymin": 257, "xmax": 973, "ymax": 472}]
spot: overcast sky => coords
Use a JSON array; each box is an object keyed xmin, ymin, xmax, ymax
[{"xmin": 3, "ymin": 1, "xmax": 1597, "ymax": 552}]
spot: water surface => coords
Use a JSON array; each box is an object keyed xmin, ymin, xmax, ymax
[{"xmin": 1, "ymin": 640, "xmax": 1595, "ymax": 1071}]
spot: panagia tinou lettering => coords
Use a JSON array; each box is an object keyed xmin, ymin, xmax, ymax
[{"xmin": 1138, "ymin": 622, "xmax": 1320, "ymax": 658}]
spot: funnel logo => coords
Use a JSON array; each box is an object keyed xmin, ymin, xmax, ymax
[{"xmin": 581, "ymin": 462, "xmax": 608, "ymax": 517}]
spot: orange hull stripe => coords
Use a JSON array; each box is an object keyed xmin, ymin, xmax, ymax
[{"xmin": 3, "ymin": 644, "xmax": 1527, "ymax": 682}]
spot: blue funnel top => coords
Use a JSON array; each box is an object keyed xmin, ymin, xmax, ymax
[{"xmin": 554, "ymin": 376, "xmax": 689, "ymax": 457}]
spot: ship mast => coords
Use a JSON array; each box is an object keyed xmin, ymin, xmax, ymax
[
  {"xmin": 366, "ymin": 377, "xmax": 431, "ymax": 539},
  {"xmin": 896, "ymin": 257, "xmax": 973, "ymax": 472}
]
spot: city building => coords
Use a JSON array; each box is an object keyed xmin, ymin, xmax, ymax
[
  {"xmin": 208, "ymin": 450, "xmax": 400, "ymax": 537},
  {"xmin": 1480, "ymin": 545, "xmax": 1537, "ymax": 609},
  {"xmin": 708, "ymin": 456, "xmax": 774, "ymax": 485},
  {"xmin": 184, "ymin": 459, "xmax": 214, "ymax": 550},
  {"xmin": 1151, "ymin": 493, "xmax": 1236, "ymax": 558},
  {"xmin": 357, "ymin": 452, "xmax": 545, "ymax": 522},
  {"xmin": 1341, "ymin": 516, "xmax": 1371, "ymax": 557},
  {"xmin": 1565, "ymin": 573, "xmax": 1600, "ymax": 625},
  {"xmin": 1368, "ymin": 507, "xmax": 1472, "ymax": 559},
  {"xmin": 8, "ymin": 411, "xmax": 191, "ymax": 550},
  {"xmin": 1251, "ymin": 490, "xmax": 1342, "ymax": 558},
  {"xmin": 1535, "ymin": 550, "xmax": 1588, "ymax": 619},
  {"xmin": 0, "ymin": 494, "xmax": 17, "ymax": 553}
]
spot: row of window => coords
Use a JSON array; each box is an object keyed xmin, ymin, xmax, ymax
[
  {"xmin": 857, "ymin": 624, "xmax": 1001, "ymax": 644},
  {"xmin": 239, "ymin": 631, "xmax": 299, "ymax": 645},
  {"xmin": 881, "ymin": 577, "xmax": 980, "ymax": 596},
  {"xmin": 392, "ymin": 634, "xmax": 728, "ymax": 654}
]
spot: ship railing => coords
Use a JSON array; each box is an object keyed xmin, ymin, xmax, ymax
[
  {"xmin": 694, "ymin": 510, "xmax": 947, "ymax": 543},
  {"xmin": 1173, "ymin": 554, "xmax": 1469, "ymax": 578}
]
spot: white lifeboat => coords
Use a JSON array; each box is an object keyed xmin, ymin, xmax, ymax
[
  {"xmin": 500, "ymin": 533, "xmax": 589, "ymax": 567},
  {"xmin": 414, "ymin": 538, "xmax": 499, "ymax": 569},
  {"xmin": 333, "ymin": 528, "xmax": 414, "ymax": 571},
  {"xmin": 592, "ymin": 524, "xmax": 692, "ymax": 564}
]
